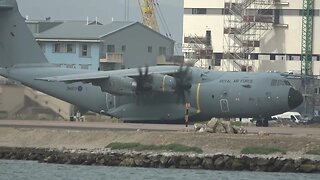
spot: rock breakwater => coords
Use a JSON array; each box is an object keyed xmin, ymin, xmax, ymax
[{"xmin": 0, "ymin": 147, "xmax": 319, "ymax": 173}]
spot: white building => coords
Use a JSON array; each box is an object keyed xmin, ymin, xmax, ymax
[{"xmin": 183, "ymin": 0, "xmax": 320, "ymax": 74}]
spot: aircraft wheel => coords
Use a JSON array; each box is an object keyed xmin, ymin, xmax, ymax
[
  {"xmin": 262, "ymin": 119, "xmax": 269, "ymax": 127},
  {"xmin": 256, "ymin": 120, "xmax": 262, "ymax": 127}
]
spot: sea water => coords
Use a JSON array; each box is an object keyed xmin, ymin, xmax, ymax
[{"xmin": 0, "ymin": 160, "xmax": 318, "ymax": 180}]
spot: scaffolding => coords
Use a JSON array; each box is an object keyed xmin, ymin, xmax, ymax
[
  {"xmin": 301, "ymin": 0, "xmax": 315, "ymax": 115},
  {"xmin": 183, "ymin": 31, "xmax": 213, "ymax": 67},
  {"xmin": 223, "ymin": 0, "xmax": 274, "ymax": 71}
]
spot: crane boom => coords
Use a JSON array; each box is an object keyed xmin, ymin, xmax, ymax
[{"xmin": 138, "ymin": 0, "xmax": 160, "ymax": 32}]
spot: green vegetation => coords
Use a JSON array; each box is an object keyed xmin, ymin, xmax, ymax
[
  {"xmin": 105, "ymin": 142, "xmax": 203, "ymax": 153},
  {"xmin": 306, "ymin": 149, "xmax": 320, "ymax": 155},
  {"xmin": 241, "ymin": 146, "xmax": 286, "ymax": 155}
]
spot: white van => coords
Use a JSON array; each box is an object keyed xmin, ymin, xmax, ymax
[{"xmin": 272, "ymin": 112, "xmax": 303, "ymax": 123}]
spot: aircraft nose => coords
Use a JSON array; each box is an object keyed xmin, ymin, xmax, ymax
[{"xmin": 288, "ymin": 88, "xmax": 303, "ymax": 109}]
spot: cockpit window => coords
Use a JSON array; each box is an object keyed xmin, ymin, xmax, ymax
[
  {"xmin": 271, "ymin": 79, "xmax": 292, "ymax": 86},
  {"xmin": 277, "ymin": 80, "xmax": 285, "ymax": 86},
  {"xmin": 284, "ymin": 80, "xmax": 291, "ymax": 86}
]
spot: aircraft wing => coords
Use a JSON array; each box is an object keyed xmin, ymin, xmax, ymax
[
  {"xmin": 36, "ymin": 72, "xmax": 110, "ymax": 83},
  {"xmin": 35, "ymin": 66, "xmax": 180, "ymax": 83}
]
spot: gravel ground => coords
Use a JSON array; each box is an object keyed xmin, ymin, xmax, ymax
[{"xmin": 0, "ymin": 127, "xmax": 319, "ymax": 160}]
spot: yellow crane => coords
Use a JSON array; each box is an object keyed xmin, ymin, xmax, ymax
[{"xmin": 138, "ymin": 0, "xmax": 160, "ymax": 32}]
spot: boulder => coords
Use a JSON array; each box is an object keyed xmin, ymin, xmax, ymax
[
  {"xmin": 233, "ymin": 126, "xmax": 247, "ymax": 134},
  {"xmin": 134, "ymin": 158, "xmax": 145, "ymax": 167},
  {"xmin": 202, "ymin": 157, "xmax": 213, "ymax": 169},
  {"xmin": 207, "ymin": 118, "xmax": 219, "ymax": 129},
  {"xmin": 193, "ymin": 123, "xmax": 204, "ymax": 131},
  {"xmin": 231, "ymin": 159, "xmax": 245, "ymax": 170},
  {"xmin": 195, "ymin": 119, "xmax": 247, "ymax": 134},
  {"xmin": 299, "ymin": 164, "xmax": 316, "ymax": 173},
  {"xmin": 280, "ymin": 161, "xmax": 295, "ymax": 172},
  {"xmin": 222, "ymin": 121, "xmax": 235, "ymax": 134},
  {"xmin": 120, "ymin": 158, "xmax": 135, "ymax": 166},
  {"xmin": 215, "ymin": 124, "xmax": 226, "ymax": 133},
  {"xmin": 160, "ymin": 156, "xmax": 170, "ymax": 165},
  {"xmin": 214, "ymin": 156, "xmax": 225, "ymax": 170},
  {"xmin": 179, "ymin": 157, "xmax": 189, "ymax": 167},
  {"xmin": 198, "ymin": 127, "xmax": 205, "ymax": 133},
  {"xmin": 187, "ymin": 156, "xmax": 202, "ymax": 166},
  {"xmin": 204, "ymin": 126, "xmax": 214, "ymax": 133}
]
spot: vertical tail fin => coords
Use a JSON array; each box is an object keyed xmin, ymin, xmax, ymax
[{"xmin": 0, "ymin": 0, "xmax": 48, "ymax": 68}]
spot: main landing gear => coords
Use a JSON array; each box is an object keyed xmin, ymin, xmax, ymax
[{"xmin": 255, "ymin": 117, "xmax": 269, "ymax": 127}]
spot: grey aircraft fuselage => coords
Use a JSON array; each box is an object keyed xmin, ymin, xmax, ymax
[
  {"xmin": 1, "ymin": 64, "xmax": 300, "ymax": 122},
  {"xmin": 0, "ymin": 0, "xmax": 303, "ymax": 123}
]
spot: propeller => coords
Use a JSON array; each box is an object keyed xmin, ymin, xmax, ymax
[
  {"xmin": 175, "ymin": 65, "xmax": 192, "ymax": 104},
  {"xmin": 136, "ymin": 66, "xmax": 152, "ymax": 94}
]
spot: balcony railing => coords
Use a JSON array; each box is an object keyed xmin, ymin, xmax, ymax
[{"xmin": 100, "ymin": 53, "xmax": 124, "ymax": 63}]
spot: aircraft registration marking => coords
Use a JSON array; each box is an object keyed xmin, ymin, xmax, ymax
[{"xmin": 196, "ymin": 83, "xmax": 201, "ymax": 113}]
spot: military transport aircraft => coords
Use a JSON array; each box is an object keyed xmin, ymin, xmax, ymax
[{"xmin": 0, "ymin": 0, "xmax": 303, "ymax": 126}]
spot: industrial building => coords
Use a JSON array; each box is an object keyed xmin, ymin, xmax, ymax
[
  {"xmin": 27, "ymin": 20, "xmax": 177, "ymax": 71},
  {"xmin": 183, "ymin": 0, "xmax": 320, "ymax": 115},
  {"xmin": 183, "ymin": 0, "xmax": 320, "ymax": 71}
]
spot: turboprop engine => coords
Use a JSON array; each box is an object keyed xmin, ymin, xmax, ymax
[
  {"xmin": 150, "ymin": 74, "xmax": 176, "ymax": 93},
  {"xmin": 100, "ymin": 76, "xmax": 137, "ymax": 95}
]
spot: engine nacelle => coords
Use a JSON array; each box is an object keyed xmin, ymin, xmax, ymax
[
  {"xmin": 100, "ymin": 76, "xmax": 137, "ymax": 95},
  {"xmin": 151, "ymin": 74, "xmax": 176, "ymax": 93}
]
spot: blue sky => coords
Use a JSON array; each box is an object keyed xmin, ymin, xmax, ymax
[{"xmin": 16, "ymin": 0, "xmax": 183, "ymax": 54}]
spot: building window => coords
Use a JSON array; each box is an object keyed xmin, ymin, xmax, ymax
[
  {"xmin": 80, "ymin": 64, "xmax": 89, "ymax": 69},
  {"xmin": 53, "ymin": 43, "xmax": 75, "ymax": 53},
  {"xmin": 159, "ymin": 46, "xmax": 166, "ymax": 55},
  {"xmin": 148, "ymin": 46, "xmax": 152, "ymax": 53},
  {"xmin": 53, "ymin": 64, "xmax": 61, "ymax": 67},
  {"xmin": 121, "ymin": 45, "xmax": 126, "ymax": 52},
  {"xmin": 192, "ymin": 8, "xmax": 207, "ymax": 14},
  {"xmin": 53, "ymin": 43, "xmax": 61, "ymax": 53},
  {"xmin": 80, "ymin": 44, "xmax": 91, "ymax": 57},
  {"xmin": 66, "ymin": 64, "xmax": 75, "ymax": 69},
  {"xmin": 66, "ymin": 43, "xmax": 75, "ymax": 53},
  {"xmin": 107, "ymin": 44, "xmax": 115, "ymax": 53}
]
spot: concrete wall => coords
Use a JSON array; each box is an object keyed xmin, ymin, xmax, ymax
[
  {"xmin": 185, "ymin": 0, "xmax": 224, "ymax": 8},
  {"xmin": 184, "ymin": 0, "xmax": 320, "ymax": 56},
  {"xmin": 184, "ymin": 14, "xmax": 224, "ymax": 53},
  {"xmin": 0, "ymin": 85, "xmax": 24, "ymax": 117}
]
